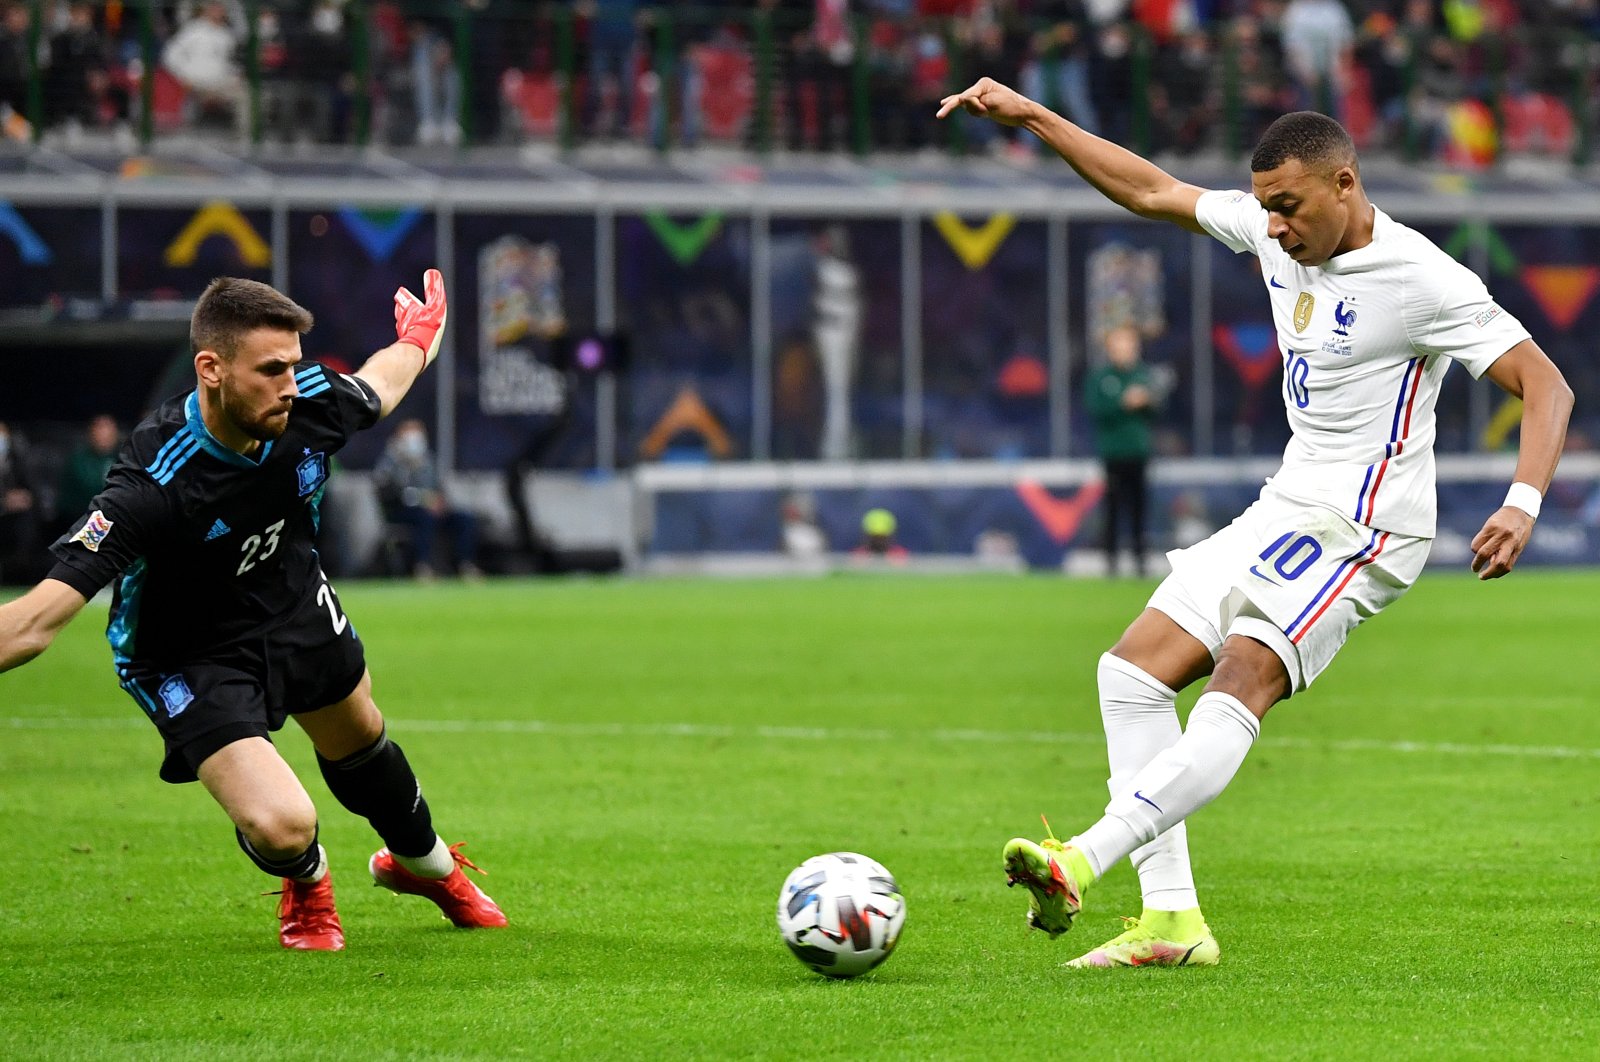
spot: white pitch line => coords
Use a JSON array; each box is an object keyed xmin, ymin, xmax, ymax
[{"xmin": 4, "ymin": 715, "xmax": 1599, "ymax": 762}]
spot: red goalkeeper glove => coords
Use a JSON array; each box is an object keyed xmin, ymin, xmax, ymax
[{"xmin": 394, "ymin": 268, "xmax": 447, "ymax": 370}]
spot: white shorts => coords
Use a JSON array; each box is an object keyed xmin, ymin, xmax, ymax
[{"xmin": 1148, "ymin": 494, "xmax": 1431, "ymax": 693}]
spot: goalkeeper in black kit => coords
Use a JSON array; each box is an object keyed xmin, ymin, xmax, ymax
[{"xmin": 0, "ymin": 270, "xmax": 507, "ymax": 950}]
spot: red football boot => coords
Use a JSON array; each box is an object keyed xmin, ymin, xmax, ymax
[
  {"xmin": 276, "ymin": 873, "xmax": 345, "ymax": 951},
  {"xmin": 369, "ymin": 842, "xmax": 508, "ymax": 928}
]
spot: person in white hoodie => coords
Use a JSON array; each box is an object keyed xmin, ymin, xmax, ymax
[{"xmin": 162, "ymin": 1, "xmax": 245, "ymax": 132}]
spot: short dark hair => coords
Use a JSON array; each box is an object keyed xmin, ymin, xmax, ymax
[
  {"xmin": 191, "ymin": 278, "xmax": 313, "ymax": 358},
  {"xmin": 1251, "ymin": 112, "xmax": 1357, "ymax": 174}
]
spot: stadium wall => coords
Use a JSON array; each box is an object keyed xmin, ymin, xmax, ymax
[{"xmin": 3, "ymin": 176, "xmax": 1596, "ymax": 568}]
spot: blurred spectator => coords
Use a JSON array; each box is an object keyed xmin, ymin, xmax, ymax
[
  {"xmin": 1281, "ymin": 0, "xmax": 1354, "ymax": 115},
  {"xmin": 1086, "ymin": 326, "xmax": 1155, "ymax": 577},
  {"xmin": 851, "ymin": 507, "xmax": 909, "ymax": 561},
  {"xmin": 462, "ymin": 0, "xmax": 511, "ymax": 144},
  {"xmin": 279, "ymin": 0, "xmax": 355, "ymax": 143},
  {"xmin": 407, "ymin": 12, "xmax": 459, "ymax": 145},
  {"xmin": 1089, "ymin": 20, "xmax": 1136, "ymax": 146},
  {"xmin": 1019, "ymin": 0, "xmax": 1101, "ymax": 139},
  {"xmin": 45, "ymin": 2, "xmax": 106, "ymax": 136},
  {"xmin": 0, "ymin": 422, "xmax": 42, "ymax": 586},
  {"xmin": 1151, "ymin": 28, "xmax": 1216, "ymax": 153},
  {"xmin": 374, "ymin": 420, "xmax": 481, "ymax": 579},
  {"xmin": 56, "ymin": 414, "xmax": 119, "ymax": 526},
  {"xmin": 780, "ymin": 491, "xmax": 827, "ymax": 557},
  {"xmin": 0, "ymin": 1, "xmax": 30, "ymax": 131},
  {"xmin": 1353, "ymin": 10, "xmax": 1410, "ymax": 146},
  {"xmin": 580, "ymin": 0, "xmax": 648, "ymax": 139},
  {"xmin": 788, "ymin": 0, "xmax": 856, "ymax": 150},
  {"xmin": 1410, "ymin": 32, "xmax": 1467, "ymax": 156},
  {"xmin": 1228, "ymin": 15, "xmax": 1295, "ymax": 146},
  {"xmin": 162, "ymin": 0, "xmax": 247, "ymax": 134}
]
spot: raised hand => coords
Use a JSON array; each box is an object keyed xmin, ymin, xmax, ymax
[
  {"xmin": 936, "ymin": 77, "xmax": 1036, "ymax": 126},
  {"xmin": 394, "ymin": 268, "xmax": 447, "ymax": 370}
]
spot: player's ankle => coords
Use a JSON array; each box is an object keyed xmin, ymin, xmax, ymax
[
  {"xmin": 393, "ymin": 836, "xmax": 454, "ymax": 879},
  {"xmin": 1140, "ymin": 906, "xmax": 1206, "ymax": 940},
  {"xmin": 1062, "ymin": 844, "xmax": 1098, "ymax": 888}
]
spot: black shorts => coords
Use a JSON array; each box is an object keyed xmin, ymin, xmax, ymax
[{"xmin": 119, "ymin": 584, "xmax": 367, "ymax": 784}]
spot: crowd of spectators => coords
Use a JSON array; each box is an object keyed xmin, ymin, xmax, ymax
[{"xmin": 1, "ymin": 1, "xmax": 1597, "ymax": 159}]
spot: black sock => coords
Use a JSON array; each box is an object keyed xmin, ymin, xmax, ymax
[
  {"xmin": 317, "ymin": 727, "xmax": 437, "ymax": 858},
  {"xmin": 237, "ymin": 825, "xmax": 323, "ymax": 880}
]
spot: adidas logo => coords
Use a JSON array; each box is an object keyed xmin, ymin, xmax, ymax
[{"xmin": 204, "ymin": 519, "xmax": 231, "ymax": 542}]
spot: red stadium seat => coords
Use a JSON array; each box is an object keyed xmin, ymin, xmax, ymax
[
  {"xmin": 693, "ymin": 44, "xmax": 753, "ymax": 141},
  {"xmin": 1341, "ymin": 64, "xmax": 1377, "ymax": 149},
  {"xmin": 1501, "ymin": 93, "xmax": 1575, "ymax": 156},
  {"xmin": 504, "ymin": 69, "xmax": 561, "ymax": 138},
  {"xmin": 150, "ymin": 68, "xmax": 188, "ymax": 132}
]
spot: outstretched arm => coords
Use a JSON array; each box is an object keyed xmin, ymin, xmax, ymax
[
  {"xmin": 355, "ymin": 268, "xmax": 449, "ymax": 419},
  {"xmin": 0, "ymin": 579, "xmax": 89, "ymax": 673},
  {"xmin": 1470, "ymin": 339, "xmax": 1574, "ymax": 580},
  {"xmin": 936, "ymin": 77, "xmax": 1207, "ymax": 233}
]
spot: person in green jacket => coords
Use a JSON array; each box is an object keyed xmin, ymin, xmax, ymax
[
  {"xmin": 1086, "ymin": 326, "xmax": 1157, "ymax": 576},
  {"xmin": 55, "ymin": 414, "xmax": 119, "ymax": 530}
]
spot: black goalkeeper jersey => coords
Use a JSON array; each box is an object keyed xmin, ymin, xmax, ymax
[{"xmin": 48, "ymin": 362, "xmax": 382, "ymax": 673}]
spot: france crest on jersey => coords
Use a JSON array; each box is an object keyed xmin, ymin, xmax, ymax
[{"xmin": 296, "ymin": 451, "xmax": 328, "ymax": 497}]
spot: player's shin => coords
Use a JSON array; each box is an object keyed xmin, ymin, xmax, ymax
[
  {"xmin": 317, "ymin": 727, "xmax": 453, "ymax": 878},
  {"xmin": 1073, "ymin": 691, "xmax": 1259, "ymax": 875},
  {"xmin": 1098, "ymin": 653, "xmax": 1200, "ymax": 911}
]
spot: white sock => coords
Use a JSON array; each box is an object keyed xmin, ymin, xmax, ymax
[
  {"xmin": 293, "ymin": 844, "xmax": 329, "ymax": 884},
  {"xmin": 1074, "ymin": 691, "xmax": 1260, "ymax": 876},
  {"xmin": 394, "ymin": 836, "xmax": 455, "ymax": 879},
  {"xmin": 1097, "ymin": 653, "xmax": 1199, "ymax": 911}
]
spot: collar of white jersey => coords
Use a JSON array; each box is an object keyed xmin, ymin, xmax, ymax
[{"xmin": 1315, "ymin": 205, "xmax": 1390, "ymax": 275}]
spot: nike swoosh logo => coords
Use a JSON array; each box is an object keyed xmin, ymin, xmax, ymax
[
  {"xmin": 1133, "ymin": 790, "xmax": 1164, "ymax": 813},
  {"xmin": 1269, "ymin": 277, "xmax": 1287, "ymax": 289},
  {"xmin": 1248, "ymin": 564, "xmax": 1280, "ymax": 585}
]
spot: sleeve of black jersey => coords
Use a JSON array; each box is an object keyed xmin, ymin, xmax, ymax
[
  {"xmin": 46, "ymin": 465, "xmax": 170, "ymax": 598},
  {"xmin": 292, "ymin": 362, "xmax": 384, "ymax": 449}
]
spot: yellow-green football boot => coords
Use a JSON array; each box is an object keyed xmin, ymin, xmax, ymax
[
  {"xmin": 1002, "ymin": 819, "xmax": 1092, "ymax": 937},
  {"xmin": 1065, "ymin": 909, "xmax": 1219, "ymax": 968}
]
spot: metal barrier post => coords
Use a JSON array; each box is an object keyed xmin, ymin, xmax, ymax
[
  {"xmin": 852, "ymin": 13, "xmax": 870, "ymax": 156},
  {"xmin": 139, "ymin": 0, "xmax": 155, "ymax": 148},
  {"xmin": 1571, "ymin": 30, "xmax": 1592, "ymax": 166},
  {"xmin": 454, "ymin": 3, "xmax": 473, "ymax": 148},
  {"xmin": 1132, "ymin": 26, "xmax": 1151, "ymax": 156},
  {"xmin": 656, "ymin": 13, "xmax": 677, "ymax": 154},
  {"xmin": 557, "ymin": 4, "xmax": 576, "ymax": 151},
  {"xmin": 245, "ymin": 0, "xmax": 261, "ymax": 146},
  {"xmin": 754, "ymin": 9, "xmax": 773, "ymax": 155},
  {"xmin": 25, "ymin": 0, "xmax": 42, "ymax": 142}
]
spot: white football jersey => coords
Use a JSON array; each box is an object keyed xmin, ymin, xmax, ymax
[{"xmin": 1196, "ymin": 189, "xmax": 1531, "ymax": 537}]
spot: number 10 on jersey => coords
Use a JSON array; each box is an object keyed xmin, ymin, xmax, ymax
[{"xmin": 1284, "ymin": 351, "xmax": 1311, "ymax": 409}]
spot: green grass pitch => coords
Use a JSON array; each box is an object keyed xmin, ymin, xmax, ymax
[{"xmin": 2, "ymin": 572, "xmax": 1597, "ymax": 1059}]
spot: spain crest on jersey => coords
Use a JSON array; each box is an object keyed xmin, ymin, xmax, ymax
[
  {"xmin": 1294, "ymin": 292, "xmax": 1315, "ymax": 333},
  {"xmin": 296, "ymin": 451, "xmax": 328, "ymax": 497}
]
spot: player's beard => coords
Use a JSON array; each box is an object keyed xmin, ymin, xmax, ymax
[{"xmin": 221, "ymin": 382, "xmax": 291, "ymax": 442}]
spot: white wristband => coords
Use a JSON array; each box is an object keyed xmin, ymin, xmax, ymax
[{"xmin": 1504, "ymin": 481, "xmax": 1542, "ymax": 520}]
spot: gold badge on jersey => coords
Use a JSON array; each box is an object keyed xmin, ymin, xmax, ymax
[{"xmin": 1294, "ymin": 292, "xmax": 1315, "ymax": 333}]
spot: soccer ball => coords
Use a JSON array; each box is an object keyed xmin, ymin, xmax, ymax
[{"xmin": 776, "ymin": 852, "xmax": 906, "ymax": 979}]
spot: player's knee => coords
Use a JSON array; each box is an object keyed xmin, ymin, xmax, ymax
[
  {"xmin": 238, "ymin": 800, "xmax": 319, "ymax": 859},
  {"xmin": 1206, "ymin": 637, "xmax": 1290, "ymax": 716}
]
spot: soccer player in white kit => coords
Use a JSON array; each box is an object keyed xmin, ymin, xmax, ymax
[{"xmin": 937, "ymin": 83, "xmax": 1573, "ymax": 967}]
